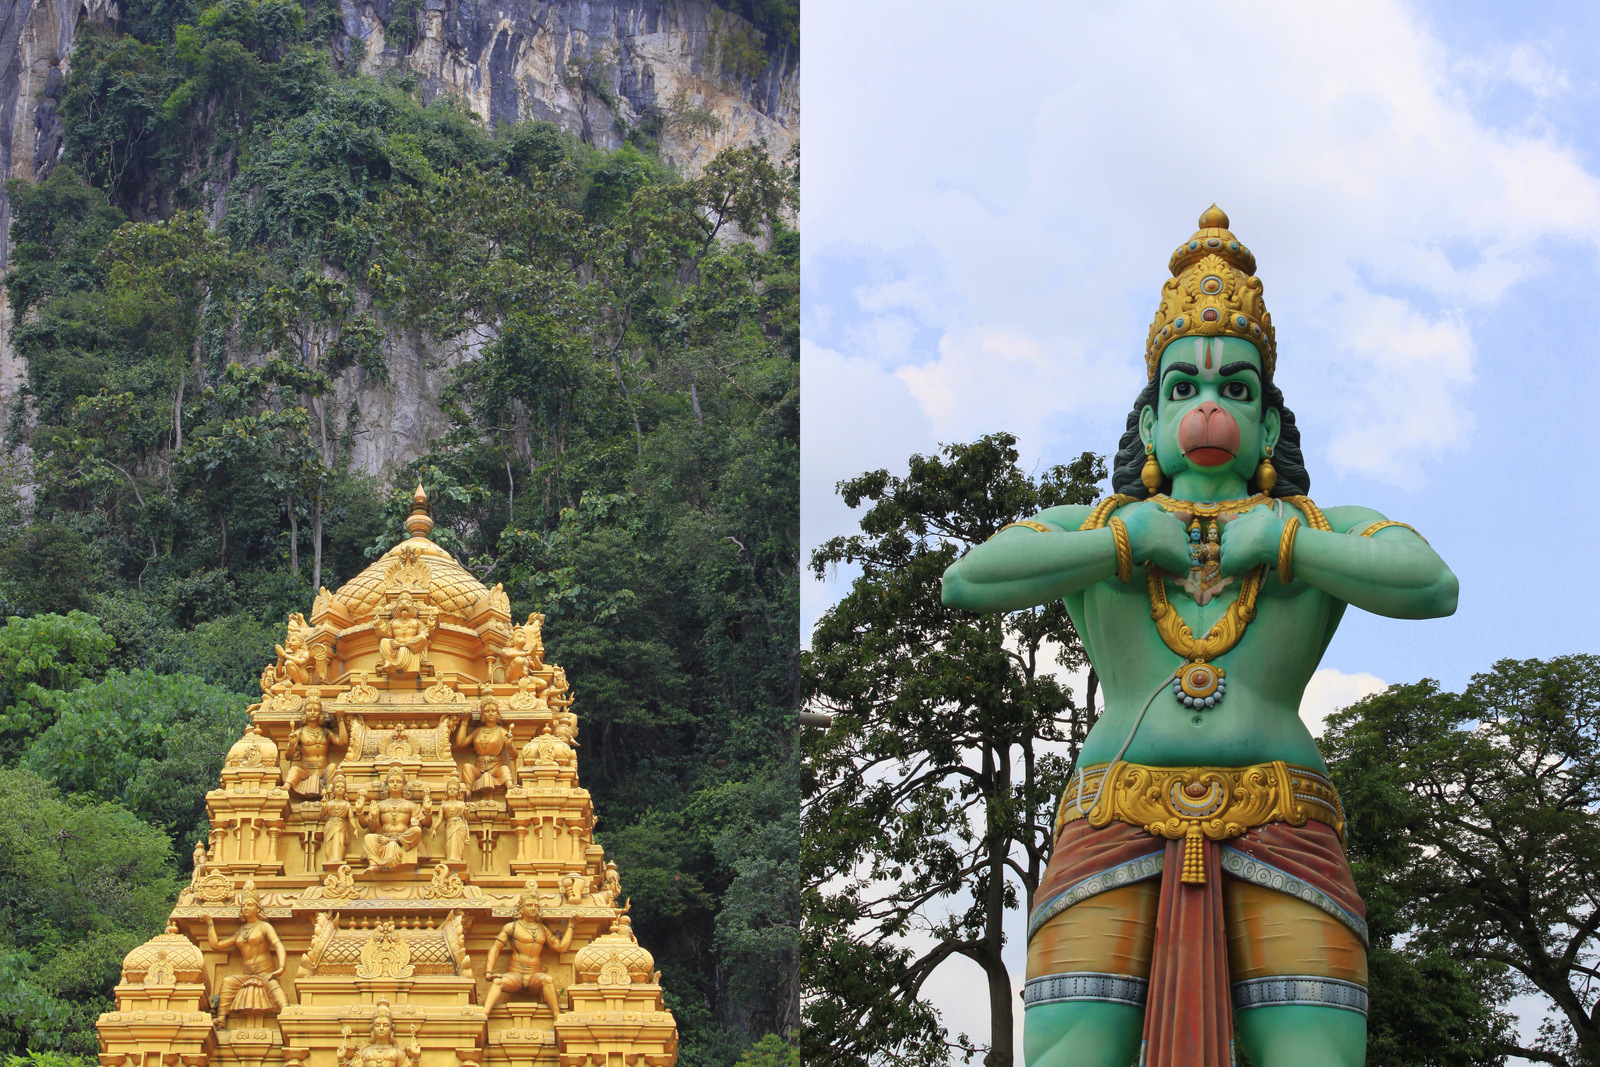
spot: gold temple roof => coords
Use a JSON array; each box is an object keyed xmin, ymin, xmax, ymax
[{"xmin": 331, "ymin": 536, "xmax": 490, "ymax": 622}]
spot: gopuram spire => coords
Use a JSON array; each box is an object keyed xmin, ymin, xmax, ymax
[{"xmin": 97, "ymin": 494, "xmax": 678, "ymax": 1067}]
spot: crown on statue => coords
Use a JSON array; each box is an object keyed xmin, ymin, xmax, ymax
[{"xmin": 1144, "ymin": 205, "xmax": 1277, "ymax": 380}]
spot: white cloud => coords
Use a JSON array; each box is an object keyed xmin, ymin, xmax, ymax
[
  {"xmin": 805, "ymin": 0, "xmax": 1600, "ymax": 487},
  {"xmin": 1299, "ymin": 668, "xmax": 1389, "ymax": 737}
]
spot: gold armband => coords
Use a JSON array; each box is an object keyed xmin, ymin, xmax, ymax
[
  {"xmin": 1108, "ymin": 516, "xmax": 1132, "ymax": 583},
  {"xmin": 1358, "ymin": 520, "xmax": 1426, "ymax": 544},
  {"xmin": 991, "ymin": 520, "xmax": 1053, "ymax": 539},
  {"xmin": 1278, "ymin": 516, "xmax": 1301, "ymax": 585}
]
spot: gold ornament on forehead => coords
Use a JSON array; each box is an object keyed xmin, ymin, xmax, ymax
[{"xmin": 1145, "ymin": 205, "xmax": 1276, "ymax": 381}]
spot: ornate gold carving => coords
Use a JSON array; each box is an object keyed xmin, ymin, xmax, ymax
[
  {"xmin": 422, "ymin": 862, "xmax": 467, "ymax": 899},
  {"xmin": 355, "ymin": 922, "xmax": 415, "ymax": 979},
  {"xmin": 301, "ymin": 863, "xmax": 362, "ymax": 900},
  {"xmin": 1146, "ymin": 206, "xmax": 1276, "ymax": 378},
  {"xmin": 337, "ymin": 672, "xmax": 380, "ymax": 705},
  {"xmin": 284, "ymin": 691, "xmax": 349, "ymax": 797},
  {"xmin": 1077, "ymin": 760, "xmax": 1346, "ymax": 884},
  {"xmin": 382, "ymin": 544, "xmax": 432, "ymax": 594},
  {"xmin": 424, "ymin": 680, "xmax": 465, "ymax": 705},
  {"xmin": 454, "ymin": 698, "xmax": 516, "ymax": 791},
  {"xmin": 275, "ymin": 612, "xmax": 330, "ymax": 685},
  {"xmin": 507, "ymin": 675, "xmax": 547, "ymax": 712}
]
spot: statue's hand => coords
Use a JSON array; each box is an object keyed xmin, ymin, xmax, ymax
[
  {"xmin": 1219, "ymin": 505, "xmax": 1285, "ymax": 576},
  {"xmin": 1120, "ymin": 502, "xmax": 1191, "ymax": 575}
]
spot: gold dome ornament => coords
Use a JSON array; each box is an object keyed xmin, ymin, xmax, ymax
[
  {"xmin": 404, "ymin": 484, "xmax": 434, "ymax": 538},
  {"xmin": 121, "ymin": 920, "xmax": 206, "ymax": 985},
  {"xmin": 1145, "ymin": 205, "xmax": 1277, "ymax": 380}
]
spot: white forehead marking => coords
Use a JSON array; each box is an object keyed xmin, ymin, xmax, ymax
[{"xmin": 1197, "ymin": 338, "xmax": 1218, "ymax": 382}]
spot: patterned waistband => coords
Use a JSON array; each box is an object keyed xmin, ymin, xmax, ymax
[
  {"xmin": 1055, "ymin": 760, "xmax": 1345, "ymax": 846},
  {"xmin": 1023, "ymin": 971, "xmax": 1148, "ymax": 1008},
  {"xmin": 1231, "ymin": 975, "xmax": 1368, "ymax": 1016}
]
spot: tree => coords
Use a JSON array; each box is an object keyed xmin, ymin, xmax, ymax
[
  {"xmin": 0, "ymin": 766, "xmax": 180, "ymax": 1056},
  {"xmin": 0, "ymin": 613, "xmax": 115, "ymax": 762},
  {"xmin": 1321, "ymin": 656, "xmax": 1600, "ymax": 1066},
  {"xmin": 801, "ymin": 434, "xmax": 1103, "ymax": 1067},
  {"xmin": 23, "ymin": 669, "xmax": 249, "ymax": 847}
]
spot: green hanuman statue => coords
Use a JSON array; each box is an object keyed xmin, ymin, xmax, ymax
[{"xmin": 941, "ymin": 207, "xmax": 1458, "ymax": 1067}]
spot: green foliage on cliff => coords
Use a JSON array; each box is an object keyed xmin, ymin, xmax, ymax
[{"xmin": 0, "ymin": 3, "xmax": 799, "ymax": 1062}]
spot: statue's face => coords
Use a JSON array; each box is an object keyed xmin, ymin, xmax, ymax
[
  {"xmin": 242, "ymin": 900, "xmax": 260, "ymax": 921},
  {"xmin": 305, "ymin": 704, "xmax": 322, "ymax": 724},
  {"xmin": 447, "ymin": 778, "xmax": 460, "ymax": 797},
  {"xmin": 482, "ymin": 706, "xmax": 500, "ymax": 726},
  {"xmin": 520, "ymin": 897, "xmax": 540, "ymax": 920},
  {"xmin": 373, "ymin": 1018, "xmax": 391, "ymax": 1039},
  {"xmin": 387, "ymin": 775, "xmax": 405, "ymax": 797},
  {"xmin": 1142, "ymin": 336, "xmax": 1278, "ymax": 486}
]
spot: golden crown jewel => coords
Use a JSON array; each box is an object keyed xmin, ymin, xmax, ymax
[{"xmin": 1145, "ymin": 205, "xmax": 1277, "ymax": 380}]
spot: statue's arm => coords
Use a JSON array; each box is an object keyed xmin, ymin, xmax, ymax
[
  {"xmin": 1221, "ymin": 504, "xmax": 1457, "ymax": 619},
  {"xmin": 941, "ymin": 500, "xmax": 1194, "ymax": 613},
  {"xmin": 1289, "ymin": 505, "xmax": 1457, "ymax": 619},
  {"xmin": 940, "ymin": 505, "xmax": 1108, "ymax": 613}
]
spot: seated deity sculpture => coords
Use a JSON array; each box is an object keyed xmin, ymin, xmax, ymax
[
  {"xmin": 358, "ymin": 766, "xmax": 433, "ymax": 871},
  {"xmin": 496, "ymin": 612, "xmax": 546, "ymax": 681},
  {"xmin": 275, "ymin": 613, "xmax": 327, "ymax": 685},
  {"xmin": 374, "ymin": 593, "xmax": 436, "ymax": 677},
  {"xmin": 454, "ymin": 697, "xmax": 516, "ymax": 790},
  {"xmin": 283, "ymin": 691, "xmax": 349, "ymax": 797}
]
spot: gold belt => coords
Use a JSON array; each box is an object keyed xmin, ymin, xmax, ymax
[{"xmin": 1056, "ymin": 760, "xmax": 1345, "ymax": 884}]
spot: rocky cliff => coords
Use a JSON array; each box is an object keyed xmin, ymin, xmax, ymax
[{"xmin": 0, "ymin": 0, "xmax": 798, "ymax": 474}]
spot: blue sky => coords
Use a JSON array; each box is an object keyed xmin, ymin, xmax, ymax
[{"xmin": 802, "ymin": 0, "xmax": 1600, "ymax": 1058}]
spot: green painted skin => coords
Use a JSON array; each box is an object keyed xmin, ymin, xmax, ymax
[{"xmin": 940, "ymin": 337, "xmax": 1458, "ymax": 1067}]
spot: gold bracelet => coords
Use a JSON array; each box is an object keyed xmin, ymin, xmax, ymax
[
  {"xmin": 991, "ymin": 520, "xmax": 1053, "ymax": 539},
  {"xmin": 1278, "ymin": 517, "xmax": 1301, "ymax": 585},
  {"xmin": 1108, "ymin": 516, "xmax": 1133, "ymax": 583}
]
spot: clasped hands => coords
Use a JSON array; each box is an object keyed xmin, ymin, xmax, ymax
[{"xmin": 1117, "ymin": 501, "xmax": 1284, "ymax": 577}]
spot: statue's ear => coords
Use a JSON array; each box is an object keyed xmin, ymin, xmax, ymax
[
  {"xmin": 1263, "ymin": 406, "xmax": 1281, "ymax": 456},
  {"xmin": 1139, "ymin": 403, "xmax": 1157, "ymax": 449}
]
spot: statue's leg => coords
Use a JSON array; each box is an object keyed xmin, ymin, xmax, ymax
[
  {"xmin": 1022, "ymin": 882, "xmax": 1158, "ymax": 1067},
  {"xmin": 1224, "ymin": 878, "xmax": 1368, "ymax": 1067}
]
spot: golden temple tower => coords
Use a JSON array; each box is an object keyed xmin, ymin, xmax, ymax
[{"xmin": 97, "ymin": 487, "xmax": 678, "ymax": 1067}]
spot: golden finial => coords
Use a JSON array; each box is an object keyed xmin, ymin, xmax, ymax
[
  {"xmin": 403, "ymin": 483, "xmax": 434, "ymax": 539},
  {"xmin": 1197, "ymin": 203, "xmax": 1229, "ymax": 229}
]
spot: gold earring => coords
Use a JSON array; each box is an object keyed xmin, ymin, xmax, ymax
[
  {"xmin": 1141, "ymin": 442, "xmax": 1162, "ymax": 492},
  {"xmin": 1256, "ymin": 445, "xmax": 1277, "ymax": 494}
]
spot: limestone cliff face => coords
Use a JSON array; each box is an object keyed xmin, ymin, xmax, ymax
[
  {"xmin": 0, "ymin": 0, "xmax": 798, "ymax": 476},
  {"xmin": 356, "ymin": 0, "xmax": 797, "ymax": 176}
]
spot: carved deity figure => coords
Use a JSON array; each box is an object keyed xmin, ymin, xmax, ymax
[
  {"xmin": 374, "ymin": 593, "xmax": 435, "ymax": 677},
  {"xmin": 547, "ymin": 667, "xmax": 573, "ymax": 715},
  {"xmin": 335, "ymin": 999, "xmax": 419, "ymax": 1067},
  {"xmin": 284, "ymin": 692, "xmax": 349, "ymax": 797},
  {"xmin": 941, "ymin": 208, "xmax": 1459, "ymax": 1067},
  {"xmin": 454, "ymin": 698, "xmax": 515, "ymax": 790},
  {"xmin": 206, "ymin": 882, "xmax": 288, "ymax": 1027},
  {"xmin": 275, "ymin": 613, "xmax": 326, "ymax": 685},
  {"xmin": 321, "ymin": 773, "xmax": 359, "ymax": 865},
  {"xmin": 358, "ymin": 767, "xmax": 432, "ymax": 871},
  {"xmin": 439, "ymin": 775, "xmax": 473, "ymax": 863},
  {"xmin": 497, "ymin": 613, "xmax": 546, "ymax": 681},
  {"xmin": 592, "ymin": 861, "xmax": 622, "ymax": 907},
  {"xmin": 190, "ymin": 840, "xmax": 209, "ymax": 882},
  {"xmin": 482, "ymin": 885, "xmax": 575, "ymax": 1018}
]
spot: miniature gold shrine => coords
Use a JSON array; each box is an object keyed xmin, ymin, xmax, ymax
[{"xmin": 97, "ymin": 488, "xmax": 678, "ymax": 1067}]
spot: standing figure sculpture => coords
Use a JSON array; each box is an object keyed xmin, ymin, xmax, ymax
[
  {"xmin": 206, "ymin": 881, "xmax": 288, "ymax": 1027},
  {"xmin": 284, "ymin": 691, "xmax": 349, "ymax": 797},
  {"xmin": 496, "ymin": 613, "xmax": 546, "ymax": 681},
  {"xmin": 335, "ymin": 999, "xmax": 420, "ymax": 1067},
  {"xmin": 454, "ymin": 698, "xmax": 515, "ymax": 790},
  {"xmin": 941, "ymin": 208, "xmax": 1458, "ymax": 1067},
  {"xmin": 359, "ymin": 767, "xmax": 433, "ymax": 871},
  {"xmin": 320, "ymin": 772, "xmax": 359, "ymax": 867},
  {"xmin": 439, "ymin": 775, "xmax": 473, "ymax": 864},
  {"xmin": 482, "ymin": 884, "xmax": 575, "ymax": 1018}
]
